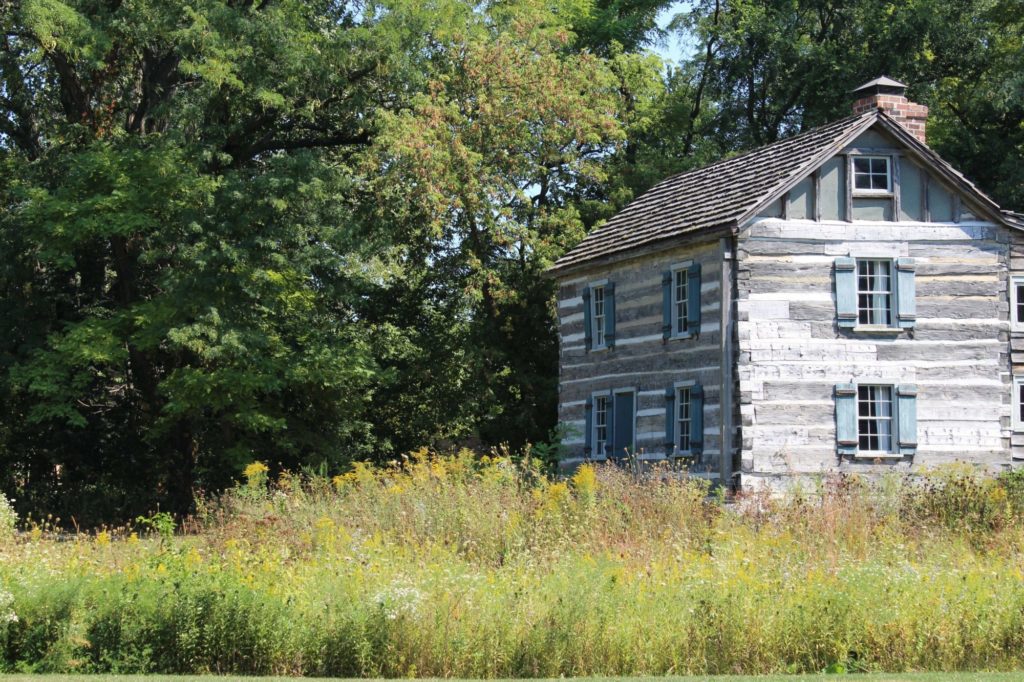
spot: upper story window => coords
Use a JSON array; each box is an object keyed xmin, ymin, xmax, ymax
[
  {"xmin": 673, "ymin": 270, "xmax": 689, "ymax": 335},
  {"xmin": 663, "ymin": 263, "xmax": 701, "ymax": 339},
  {"xmin": 582, "ymin": 281, "xmax": 615, "ymax": 352},
  {"xmin": 1012, "ymin": 276, "xmax": 1024, "ymax": 330},
  {"xmin": 836, "ymin": 256, "xmax": 915, "ymax": 330},
  {"xmin": 857, "ymin": 259, "xmax": 893, "ymax": 326},
  {"xmin": 853, "ymin": 155, "xmax": 891, "ymax": 193},
  {"xmin": 591, "ymin": 285, "xmax": 607, "ymax": 348},
  {"xmin": 858, "ymin": 384, "xmax": 894, "ymax": 453},
  {"xmin": 593, "ymin": 394, "xmax": 609, "ymax": 457}
]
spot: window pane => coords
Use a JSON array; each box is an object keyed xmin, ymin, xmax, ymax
[
  {"xmin": 593, "ymin": 286, "xmax": 605, "ymax": 346},
  {"xmin": 857, "ymin": 385, "xmax": 893, "ymax": 452},
  {"xmin": 857, "ymin": 259, "xmax": 893, "ymax": 326},
  {"xmin": 853, "ymin": 156, "xmax": 890, "ymax": 191},
  {"xmin": 677, "ymin": 388, "xmax": 691, "ymax": 452},
  {"xmin": 1017, "ymin": 284, "xmax": 1024, "ymax": 322},
  {"xmin": 674, "ymin": 270, "xmax": 688, "ymax": 334},
  {"xmin": 594, "ymin": 396, "xmax": 607, "ymax": 456}
]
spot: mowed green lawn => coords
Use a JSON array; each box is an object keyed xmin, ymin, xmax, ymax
[{"xmin": 6, "ymin": 671, "xmax": 1024, "ymax": 675}]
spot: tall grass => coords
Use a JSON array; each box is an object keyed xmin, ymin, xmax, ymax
[{"xmin": 2, "ymin": 452, "xmax": 1024, "ymax": 676}]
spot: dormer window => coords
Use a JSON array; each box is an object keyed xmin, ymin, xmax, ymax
[{"xmin": 853, "ymin": 156, "xmax": 891, "ymax": 193}]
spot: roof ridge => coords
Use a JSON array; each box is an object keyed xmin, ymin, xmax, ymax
[{"xmin": 592, "ymin": 112, "xmax": 875, "ymax": 225}]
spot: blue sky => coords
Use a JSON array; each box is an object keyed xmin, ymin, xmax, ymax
[{"xmin": 653, "ymin": 1, "xmax": 694, "ymax": 66}]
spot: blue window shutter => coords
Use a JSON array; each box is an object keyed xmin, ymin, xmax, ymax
[
  {"xmin": 605, "ymin": 281, "xmax": 616, "ymax": 348},
  {"xmin": 664, "ymin": 387, "xmax": 675, "ymax": 456},
  {"xmin": 897, "ymin": 384, "xmax": 918, "ymax": 455},
  {"xmin": 835, "ymin": 257, "xmax": 857, "ymax": 328},
  {"xmin": 687, "ymin": 263, "xmax": 702, "ymax": 333},
  {"xmin": 662, "ymin": 271, "xmax": 672, "ymax": 340},
  {"xmin": 582, "ymin": 287, "xmax": 593, "ymax": 351},
  {"xmin": 896, "ymin": 258, "xmax": 916, "ymax": 329},
  {"xmin": 835, "ymin": 383, "xmax": 857, "ymax": 455},
  {"xmin": 584, "ymin": 397, "xmax": 593, "ymax": 456},
  {"xmin": 691, "ymin": 383, "xmax": 704, "ymax": 456}
]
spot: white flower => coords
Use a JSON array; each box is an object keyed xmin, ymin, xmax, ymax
[
  {"xmin": 372, "ymin": 583, "xmax": 424, "ymax": 620},
  {"xmin": 0, "ymin": 494, "xmax": 16, "ymax": 538},
  {"xmin": 0, "ymin": 587, "xmax": 17, "ymax": 626}
]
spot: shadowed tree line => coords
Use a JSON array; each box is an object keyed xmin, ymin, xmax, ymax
[{"xmin": 0, "ymin": 0, "xmax": 1020, "ymax": 523}]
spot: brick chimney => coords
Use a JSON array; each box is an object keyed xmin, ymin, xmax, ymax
[{"xmin": 851, "ymin": 76, "xmax": 928, "ymax": 145}]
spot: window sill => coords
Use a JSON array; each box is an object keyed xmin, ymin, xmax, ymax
[
  {"xmin": 852, "ymin": 325, "xmax": 903, "ymax": 335},
  {"xmin": 589, "ymin": 345, "xmax": 611, "ymax": 353},
  {"xmin": 668, "ymin": 331, "xmax": 696, "ymax": 341},
  {"xmin": 852, "ymin": 451, "xmax": 905, "ymax": 460},
  {"xmin": 852, "ymin": 190, "xmax": 894, "ymax": 198}
]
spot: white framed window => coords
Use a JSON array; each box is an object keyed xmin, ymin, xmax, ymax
[
  {"xmin": 591, "ymin": 285, "xmax": 606, "ymax": 349},
  {"xmin": 593, "ymin": 394, "xmax": 609, "ymax": 457},
  {"xmin": 853, "ymin": 155, "xmax": 891, "ymax": 193},
  {"xmin": 671, "ymin": 270, "xmax": 688, "ymax": 333},
  {"xmin": 1011, "ymin": 276, "xmax": 1024, "ymax": 330},
  {"xmin": 858, "ymin": 385, "xmax": 894, "ymax": 453},
  {"xmin": 673, "ymin": 269, "xmax": 689, "ymax": 335},
  {"xmin": 676, "ymin": 386, "xmax": 692, "ymax": 453},
  {"xmin": 857, "ymin": 258, "xmax": 894, "ymax": 326},
  {"xmin": 1014, "ymin": 377, "xmax": 1024, "ymax": 432}
]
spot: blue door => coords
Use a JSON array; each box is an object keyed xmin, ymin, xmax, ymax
[{"xmin": 612, "ymin": 391, "xmax": 635, "ymax": 458}]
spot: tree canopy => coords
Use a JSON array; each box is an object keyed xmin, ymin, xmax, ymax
[{"xmin": 1, "ymin": 0, "xmax": 1021, "ymax": 523}]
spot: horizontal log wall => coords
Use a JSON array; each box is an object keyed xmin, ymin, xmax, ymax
[
  {"xmin": 556, "ymin": 240, "xmax": 727, "ymax": 478},
  {"xmin": 736, "ymin": 218, "xmax": 1015, "ymax": 489}
]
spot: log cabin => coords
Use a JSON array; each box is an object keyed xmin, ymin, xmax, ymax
[{"xmin": 547, "ymin": 77, "xmax": 1024, "ymax": 490}]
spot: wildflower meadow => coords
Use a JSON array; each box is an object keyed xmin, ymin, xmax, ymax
[{"xmin": 2, "ymin": 453, "xmax": 1024, "ymax": 677}]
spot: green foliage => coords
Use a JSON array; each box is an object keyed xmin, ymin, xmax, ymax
[
  {"xmin": 926, "ymin": 0, "xmax": 1024, "ymax": 208},
  {"xmin": 567, "ymin": 0, "xmax": 673, "ymax": 55},
  {"xmin": 0, "ymin": 0, "xmax": 627, "ymax": 521},
  {"xmin": 369, "ymin": 3, "xmax": 625, "ymax": 448},
  {"xmin": 2, "ymin": 462, "xmax": 1024, "ymax": 675},
  {"xmin": 1, "ymin": 0, "xmax": 1022, "ymax": 528},
  {"xmin": 134, "ymin": 512, "xmax": 175, "ymax": 544},
  {"xmin": 0, "ymin": 0, "xmax": 399, "ymax": 521}
]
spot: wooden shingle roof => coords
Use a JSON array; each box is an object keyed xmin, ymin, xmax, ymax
[
  {"xmin": 550, "ymin": 107, "xmax": 1020, "ymax": 277},
  {"xmin": 549, "ymin": 112, "xmax": 877, "ymax": 275}
]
